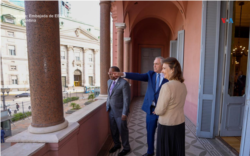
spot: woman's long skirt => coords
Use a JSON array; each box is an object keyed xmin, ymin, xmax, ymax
[{"xmin": 156, "ymin": 122, "xmax": 185, "ymax": 156}]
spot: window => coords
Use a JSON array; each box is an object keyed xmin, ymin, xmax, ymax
[
  {"xmin": 2, "ymin": 14, "xmax": 15, "ymax": 24},
  {"xmin": 10, "ymin": 66, "xmax": 16, "ymax": 70},
  {"xmin": 11, "ymin": 76, "xmax": 18, "ymax": 84},
  {"xmin": 61, "ymin": 51, "xmax": 65, "ymax": 59},
  {"xmin": 5, "ymin": 18, "xmax": 14, "ymax": 24},
  {"xmin": 8, "ymin": 45, "xmax": 16, "ymax": 56},
  {"xmin": 75, "ymin": 52, "xmax": 80, "ymax": 61},
  {"xmin": 8, "ymin": 32, "xmax": 14, "ymax": 37},
  {"xmin": 89, "ymin": 54, "xmax": 92, "ymax": 62}
]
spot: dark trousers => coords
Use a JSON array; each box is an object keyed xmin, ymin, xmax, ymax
[
  {"xmin": 109, "ymin": 108, "xmax": 130, "ymax": 150},
  {"xmin": 146, "ymin": 111, "xmax": 158, "ymax": 154},
  {"xmin": 1, "ymin": 136, "xmax": 4, "ymax": 143}
]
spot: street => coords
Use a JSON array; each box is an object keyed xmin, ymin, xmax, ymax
[{"xmin": 1, "ymin": 91, "xmax": 89, "ymax": 113}]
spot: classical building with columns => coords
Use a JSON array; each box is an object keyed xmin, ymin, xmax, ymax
[{"xmin": 1, "ymin": 0, "xmax": 100, "ymax": 91}]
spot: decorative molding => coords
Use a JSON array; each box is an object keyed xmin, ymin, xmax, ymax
[
  {"xmin": 124, "ymin": 37, "xmax": 131, "ymax": 43},
  {"xmin": 75, "ymin": 28, "xmax": 80, "ymax": 37},
  {"xmin": 93, "ymin": 49, "xmax": 99, "ymax": 53},
  {"xmin": 61, "ymin": 27, "xmax": 99, "ymax": 41},
  {"xmin": 115, "ymin": 23, "xmax": 126, "ymax": 29},
  {"xmin": 111, "ymin": 2, "xmax": 117, "ymax": 21},
  {"xmin": 67, "ymin": 45, "xmax": 74, "ymax": 51}
]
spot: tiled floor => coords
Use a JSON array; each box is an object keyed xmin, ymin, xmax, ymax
[
  {"xmin": 221, "ymin": 137, "xmax": 241, "ymax": 153},
  {"xmin": 109, "ymin": 97, "xmax": 230, "ymax": 156}
]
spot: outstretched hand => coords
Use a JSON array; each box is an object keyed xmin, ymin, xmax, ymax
[{"xmin": 112, "ymin": 72, "xmax": 124, "ymax": 77}]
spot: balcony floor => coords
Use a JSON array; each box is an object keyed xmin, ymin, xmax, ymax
[{"xmin": 109, "ymin": 97, "xmax": 229, "ymax": 156}]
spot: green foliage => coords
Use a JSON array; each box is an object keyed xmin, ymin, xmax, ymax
[
  {"xmin": 70, "ymin": 103, "xmax": 81, "ymax": 110},
  {"xmin": 63, "ymin": 97, "xmax": 79, "ymax": 103},
  {"xmin": 70, "ymin": 103, "xmax": 76, "ymax": 109},
  {"xmin": 75, "ymin": 104, "xmax": 81, "ymax": 110},
  {"xmin": 88, "ymin": 93, "xmax": 95, "ymax": 101},
  {"xmin": 12, "ymin": 112, "xmax": 32, "ymax": 122}
]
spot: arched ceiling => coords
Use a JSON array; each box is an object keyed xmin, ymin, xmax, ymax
[
  {"xmin": 132, "ymin": 18, "xmax": 171, "ymax": 39},
  {"xmin": 122, "ymin": 1, "xmax": 185, "ymax": 37}
]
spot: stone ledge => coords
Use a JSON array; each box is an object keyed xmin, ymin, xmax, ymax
[
  {"xmin": 3, "ymin": 99, "xmax": 107, "ymax": 156},
  {"xmin": 1, "ymin": 143, "xmax": 45, "ymax": 156},
  {"xmin": 6, "ymin": 122, "xmax": 79, "ymax": 143},
  {"xmin": 66, "ymin": 99, "xmax": 106, "ymax": 123},
  {"xmin": 5, "ymin": 100, "xmax": 106, "ymax": 144}
]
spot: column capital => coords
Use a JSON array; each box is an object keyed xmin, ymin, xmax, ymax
[
  {"xmin": 93, "ymin": 49, "xmax": 99, "ymax": 53},
  {"xmin": 124, "ymin": 37, "xmax": 131, "ymax": 43},
  {"xmin": 67, "ymin": 45, "xmax": 74, "ymax": 51},
  {"xmin": 84, "ymin": 48, "xmax": 92, "ymax": 52},
  {"xmin": 115, "ymin": 23, "xmax": 126, "ymax": 30}
]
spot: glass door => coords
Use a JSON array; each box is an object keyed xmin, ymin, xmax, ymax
[{"xmin": 220, "ymin": 1, "xmax": 250, "ymax": 137}]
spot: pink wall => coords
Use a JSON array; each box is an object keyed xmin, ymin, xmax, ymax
[
  {"xmin": 172, "ymin": 12, "xmax": 184, "ymax": 40},
  {"xmin": 33, "ymin": 103, "xmax": 110, "ymax": 156},
  {"xmin": 183, "ymin": 1, "xmax": 202, "ymax": 126},
  {"xmin": 131, "ymin": 18, "xmax": 171, "ymax": 96}
]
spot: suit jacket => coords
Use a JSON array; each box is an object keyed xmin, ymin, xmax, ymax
[
  {"xmin": 125, "ymin": 71, "xmax": 168, "ymax": 115},
  {"xmin": 106, "ymin": 78, "xmax": 131, "ymax": 118}
]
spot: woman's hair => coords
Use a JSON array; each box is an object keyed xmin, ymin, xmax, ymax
[{"xmin": 163, "ymin": 57, "xmax": 184, "ymax": 83}]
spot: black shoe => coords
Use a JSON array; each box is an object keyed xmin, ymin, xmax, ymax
[
  {"xmin": 118, "ymin": 149, "xmax": 130, "ymax": 156},
  {"xmin": 142, "ymin": 153, "xmax": 154, "ymax": 156},
  {"xmin": 109, "ymin": 146, "xmax": 121, "ymax": 153}
]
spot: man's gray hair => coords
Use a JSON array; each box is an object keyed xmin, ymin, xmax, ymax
[{"xmin": 155, "ymin": 56, "xmax": 164, "ymax": 64}]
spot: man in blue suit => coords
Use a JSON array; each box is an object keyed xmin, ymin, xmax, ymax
[{"xmin": 112, "ymin": 56, "xmax": 168, "ymax": 156}]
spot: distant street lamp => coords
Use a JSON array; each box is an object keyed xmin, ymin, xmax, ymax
[{"xmin": 1, "ymin": 87, "xmax": 10, "ymax": 110}]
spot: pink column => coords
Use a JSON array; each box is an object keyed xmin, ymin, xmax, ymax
[
  {"xmin": 25, "ymin": 1, "xmax": 68, "ymax": 133},
  {"xmin": 115, "ymin": 23, "xmax": 126, "ymax": 71},
  {"xmin": 124, "ymin": 37, "xmax": 131, "ymax": 73},
  {"xmin": 99, "ymin": 1, "xmax": 111, "ymax": 95}
]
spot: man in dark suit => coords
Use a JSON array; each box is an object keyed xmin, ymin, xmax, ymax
[
  {"xmin": 112, "ymin": 57, "xmax": 168, "ymax": 156},
  {"xmin": 107, "ymin": 66, "xmax": 131, "ymax": 156},
  {"xmin": 237, "ymin": 70, "xmax": 246, "ymax": 96}
]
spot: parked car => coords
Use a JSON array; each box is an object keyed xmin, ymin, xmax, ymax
[{"xmin": 15, "ymin": 93, "xmax": 30, "ymax": 97}]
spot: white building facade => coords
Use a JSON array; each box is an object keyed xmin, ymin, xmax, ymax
[{"xmin": 1, "ymin": 0, "xmax": 100, "ymax": 91}]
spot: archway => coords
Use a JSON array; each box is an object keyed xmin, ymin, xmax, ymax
[
  {"xmin": 130, "ymin": 18, "xmax": 171, "ymax": 96},
  {"xmin": 74, "ymin": 69, "xmax": 82, "ymax": 86}
]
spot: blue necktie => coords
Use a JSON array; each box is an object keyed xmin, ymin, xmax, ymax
[{"xmin": 156, "ymin": 74, "xmax": 160, "ymax": 91}]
